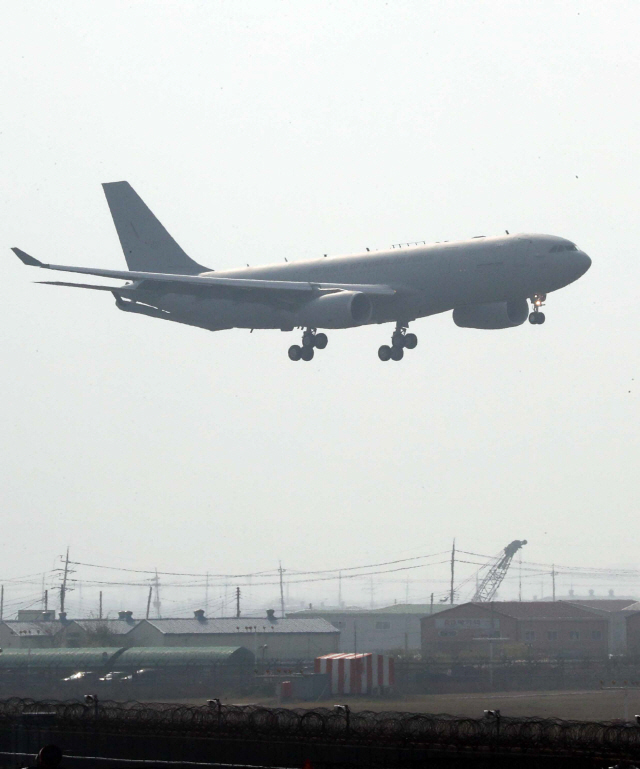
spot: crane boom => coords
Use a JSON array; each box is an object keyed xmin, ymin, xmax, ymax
[{"xmin": 473, "ymin": 539, "xmax": 527, "ymax": 602}]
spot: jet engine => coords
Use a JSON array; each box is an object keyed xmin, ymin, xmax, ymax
[
  {"xmin": 452, "ymin": 299, "xmax": 529, "ymax": 329},
  {"xmin": 295, "ymin": 290, "xmax": 373, "ymax": 329}
]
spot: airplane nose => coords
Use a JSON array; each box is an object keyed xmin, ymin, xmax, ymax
[{"xmin": 577, "ymin": 251, "xmax": 592, "ymax": 276}]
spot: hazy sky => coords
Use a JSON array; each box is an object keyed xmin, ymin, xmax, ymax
[{"xmin": 1, "ymin": 1, "xmax": 638, "ymax": 618}]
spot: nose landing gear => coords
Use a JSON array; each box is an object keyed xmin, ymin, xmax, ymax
[
  {"xmin": 378, "ymin": 325, "xmax": 418, "ymax": 361},
  {"xmin": 288, "ymin": 329, "xmax": 328, "ymax": 361},
  {"xmin": 529, "ymin": 294, "xmax": 547, "ymax": 325}
]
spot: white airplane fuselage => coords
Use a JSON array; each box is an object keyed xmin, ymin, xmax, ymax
[
  {"xmin": 11, "ymin": 182, "xmax": 592, "ymax": 361},
  {"xmin": 147, "ymin": 233, "xmax": 591, "ymax": 332}
]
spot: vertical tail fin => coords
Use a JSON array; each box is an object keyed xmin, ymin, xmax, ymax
[{"xmin": 102, "ymin": 182, "xmax": 211, "ymax": 275}]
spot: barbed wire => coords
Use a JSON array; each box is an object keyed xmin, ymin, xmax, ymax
[{"xmin": 4, "ymin": 698, "xmax": 640, "ymax": 758}]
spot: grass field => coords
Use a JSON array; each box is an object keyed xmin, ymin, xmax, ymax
[{"xmin": 209, "ymin": 689, "xmax": 640, "ymax": 722}]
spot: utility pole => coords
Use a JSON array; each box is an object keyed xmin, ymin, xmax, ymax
[
  {"xmin": 146, "ymin": 586, "xmax": 152, "ymax": 619},
  {"xmin": 60, "ymin": 547, "xmax": 70, "ymax": 614},
  {"xmin": 205, "ymin": 572, "xmax": 209, "ymax": 609},
  {"xmin": 236, "ymin": 587, "xmax": 241, "ymax": 618},
  {"xmin": 1, "ymin": 585, "xmax": 5, "ymax": 620},
  {"xmin": 552, "ymin": 565, "xmax": 556, "ymax": 602},
  {"xmin": 353, "ymin": 620, "xmax": 357, "ymax": 654},
  {"xmin": 44, "ymin": 590, "xmax": 48, "ymax": 612},
  {"xmin": 450, "ymin": 539, "xmax": 456, "ymax": 605},
  {"xmin": 152, "ymin": 570, "xmax": 161, "ymax": 618},
  {"xmin": 430, "ymin": 592, "xmax": 434, "ymax": 615},
  {"xmin": 338, "ymin": 571, "xmax": 342, "ymax": 608},
  {"xmin": 519, "ymin": 554, "xmax": 523, "ymax": 602},
  {"xmin": 279, "ymin": 562, "xmax": 285, "ymax": 618},
  {"xmin": 99, "ymin": 591, "xmax": 102, "ymax": 620}
]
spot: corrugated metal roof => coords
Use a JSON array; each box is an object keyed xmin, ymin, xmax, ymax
[
  {"xmin": 0, "ymin": 648, "xmax": 120, "ymax": 669},
  {"xmin": 143, "ymin": 618, "xmax": 339, "ymax": 635},
  {"xmin": 3, "ymin": 621, "xmax": 66, "ymax": 637},
  {"xmin": 74, "ymin": 619, "xmax": 139, "ymax": 635},
  {"xmin": 118, "ymin": 646, "xmax": 253, "ymax": 667},
  {"xmin": 376, "ymin": 604, "xmax": 454, "ymax": 615},
  {"xmin": 426, "ymin": 602, "xmax": 608, "ymax": 621},
  {"xmin": 566, "ymin": 600, "xmax": 639, "ymax": 613}
]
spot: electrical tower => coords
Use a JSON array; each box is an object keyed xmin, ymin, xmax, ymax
[{"xmin": 473, "ymin": 540, "xmax": 527, "ymax": 602}]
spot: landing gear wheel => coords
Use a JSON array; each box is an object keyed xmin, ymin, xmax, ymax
[
  {"xmin": 300, "ymin": 346, "xmax": 314, "ymax": 361},
  {"xmin": 536, "ymin": 312, "xmax": 546, "ymax": 324},
  {"xmin": 288, "ymin": 345, "xmax": 302, "ymax": 361},
  {"xmin": 378, "ymin": 345, "xmax": 392, "ymax": 361},
  {"xmin": 392, "ymin": 334, "xmax": 405, "ymax": 349},
  {"xmin": 529, "ymin": 312, "xmax": 539, "ymax": 325},
  {"xmin": 390, "ymin": 347, "xmax": 404, "ymax": 361},
  {"xmin": 404, "ymin": 333, "xmax": 418, "ymax": 349},
  {"xmin": 314, "ymin": 333, "xmax": 328, "ymax": 349},
  {"xmin": 302, "ymin": 332, "xmax": 315, "ymax": 348}
]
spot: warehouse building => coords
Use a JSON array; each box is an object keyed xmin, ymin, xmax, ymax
[
  {"xmin": 421, "ymin": 602, "xmax": 609, "ymax": 658},
  {"xmin": 288, "ymin": 604, "xmax": 452, "ymax": 653},
  {"xmin": 0, "ymin": 617, "xmax": 85, "ymax": 649},
  {"xmin": 72, "ymin": 611, "xmax": 140, "ymax": 647},
  {"xmin": 622, "ymin": 603, "xmax": 640, "ymax": 656},
  {"xmin": 126, "ymin": 610, "xmax": 339, "ymax": 660},
  {"xmin": 562, "ymin": 599, "xmax": 638, "ymax": 654}
]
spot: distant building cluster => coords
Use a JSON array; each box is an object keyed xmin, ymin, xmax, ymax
[
  {"xmin": 4, "ymin": 596, "xmax": 640, "ymax": 661},
  {"xmin": 0, "ymin": 609, "xmax": 339, "ymax": 661}
]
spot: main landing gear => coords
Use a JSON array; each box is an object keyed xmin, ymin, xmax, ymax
[
  {"xmin": 378, "ymin": 324, "xmax": 418, "ymax": 362},
  {"xmin": 288, "ymin": 329, "xmax": 328, "ymax": 362},
  {"xmin": 529, "ymin": 293, "xmax": 547, "ymax": 325}
]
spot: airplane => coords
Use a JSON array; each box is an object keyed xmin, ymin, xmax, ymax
[{"xmin": 11, "ymin": 182, "xmax": 591, "ymax": 362}]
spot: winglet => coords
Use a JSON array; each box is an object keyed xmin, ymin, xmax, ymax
[{"xmin": 12, "ymin": 248, "xmax": 45, "ymax": 267}]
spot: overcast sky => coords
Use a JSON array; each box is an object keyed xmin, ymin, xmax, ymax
[{"xmin": 1, "ymin": 1, "xmax": 638, "ymax": 618}]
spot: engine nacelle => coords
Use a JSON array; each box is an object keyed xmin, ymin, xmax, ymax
[
  {"xmin": 295, "ymin": 291, "xmax": 373, "ymax": 329},
  {"xmin": 453, "ymin": 299, "xmax": 529, "ymax": 329}
]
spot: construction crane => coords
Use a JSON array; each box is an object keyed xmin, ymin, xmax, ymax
[{"xmin": 472, "ymin": 539, "xmax": 527, "ymax": 602}]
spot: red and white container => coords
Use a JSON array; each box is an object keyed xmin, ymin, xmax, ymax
[{"xmin": 314, "ymin": 653, "xmax": 394, "ymax": 695}]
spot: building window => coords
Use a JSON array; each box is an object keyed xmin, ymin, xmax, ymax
[
  {"xmin": 438, "ymin": 630, "xmax": 457, "ymax": 637},
  {"xmin": 547, "ymin": 631, "xmax": 558, "ymax": 641},
  {"xmin": 375, "ymin": 622, "xmax": 391, "ymax": 630},
  {"xmin": 592, "ymin": 630, "xmax": 602, "ymax": 640},
  {"xmin": 524, "ymin": 631, "xmax": 535, "ymax": 642},
  {"xmin": 569, "ymin": 631, "xmax": 580, "ymax": 640}
]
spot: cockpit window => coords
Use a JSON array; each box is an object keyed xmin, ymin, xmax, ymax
[{"xmin": 550, "ymin": 243, "xmax": 578, "ymax": 253}]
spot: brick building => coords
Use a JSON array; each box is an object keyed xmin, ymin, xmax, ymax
[{"xmin": 421, "ymin": 602, "xmax": 609, "ymax": 659}]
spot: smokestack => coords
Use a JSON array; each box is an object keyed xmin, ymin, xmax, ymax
[
  {"xmin": 118, "ymin": 611, "xmax": 127, "ymax": 620},
  {"xmin": 124, "ymin": 611, "xmax": 134, "ymax": 623},
  {"xmin": 194, "ymin": 609, "xmax": 206, "ymax": 621},
  {"xmin": 58, "ymin": 612, "xmax": 67, "ymax": 623},
  {"xmin": 266, "ymin": 609, "xmax": 276, "ymax": 621}
]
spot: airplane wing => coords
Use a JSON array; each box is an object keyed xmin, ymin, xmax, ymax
[{"xmin": 12, "ymin": 248, "xmax": 396, "ymax": 299}]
